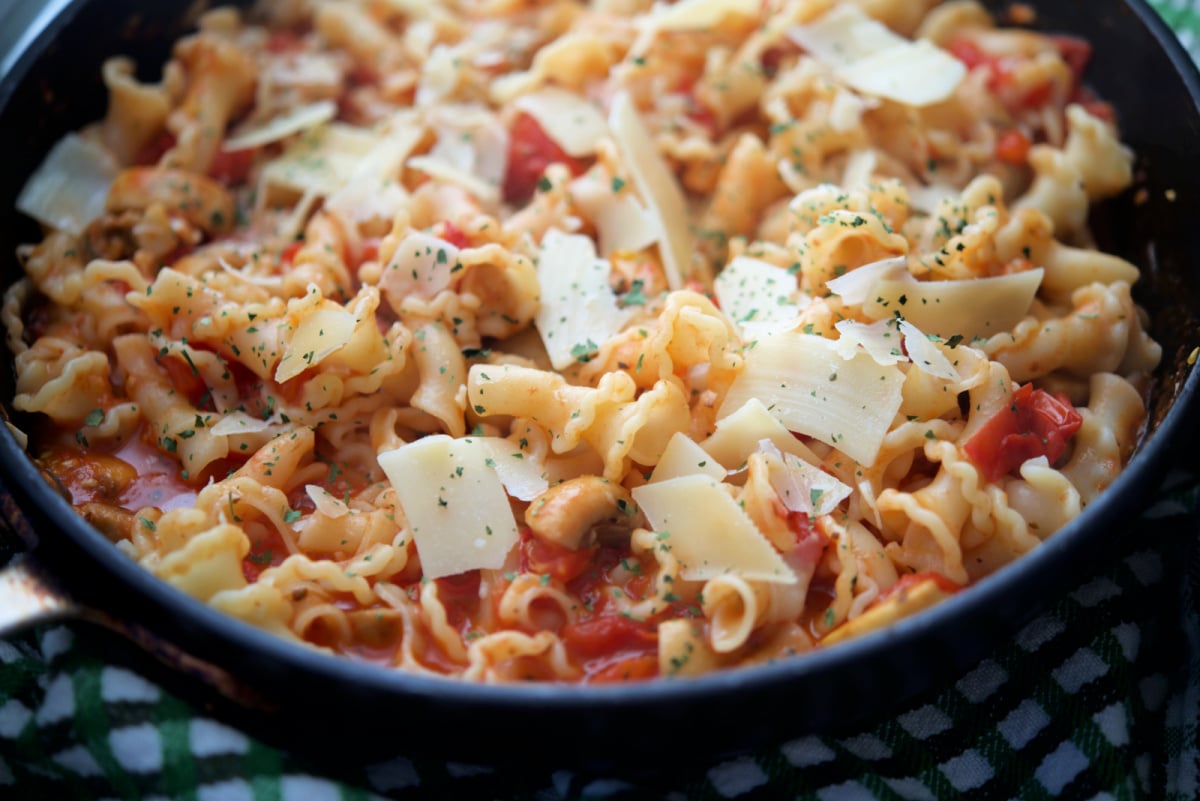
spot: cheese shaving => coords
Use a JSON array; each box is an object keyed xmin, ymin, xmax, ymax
[
  {"xmin": 17, "ymin": 133, "xmax": 118, "ymax": 235},
  {"xmin": 514, "ymin": 88, "xmax": 609, "ymax": 158},
  {"xmin": 715, "ymin": 256, "xmax": 801, "ymax": 333},
  {"xmin": 209, "ymin": 412, "xmax": 274, "ymax": 437},
  {"xmin": 631, "ymin": 475, "xmax": 797, "ymax": 584},
  {"xmin": 480, "ymin": 437, "xmax": 549, "ymax": 501},
  {"xmin": 862, "ymin": 268, "xmax": 1045, "ymax": 341},
  {"xmin": 719, "ymin": 332, "xmax": 905, "ymax": 465},
  {"xmin": 701, "ymin": 397, "xmax": 821, "ymax": 469},
  {"xmin": 262, "ymin": 123, "xmax": 382, "ymax": 198},
  {"xmin": 378, "ymin": 435, "xmax": 520, "ymax": 579},
  {"xmin": 789, "ymin": 5, "xmax": 965, "ymax": 107},
  {"xmin": 642, "ymin": 0, "xmax": 760, "ymax": 32},
  {"xmin": 223, "ymin": 100, "xmax": 338, "ymax": 151},
  {"xmin": 650, "ymin": 431, "xmax": 727, "ymax": 483},
  {"xmin": 275, "ymin": 307, "xmax": 358, "ymax": 383},
  {"xmin": 609, "ymin": 92, "xmax": 696, "ymax": 290},
  {"xmin": 758, "ymin": 440, "xmax": 851, "ymax": 517},
  {"xmin": 305, "ymin": 484, "xmax": 349, "ymax": 519},
  {"xmin": 533, "ymin": 229, "xmax": 629, "ymax": 370}
]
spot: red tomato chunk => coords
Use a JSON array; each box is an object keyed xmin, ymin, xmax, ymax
[{"xmin": 962, "ymin": 383, "xmax": 1083, "ymax": 482}]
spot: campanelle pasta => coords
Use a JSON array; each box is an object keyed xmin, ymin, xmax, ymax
[{"xmin": 7, "ymin": 0, "xmax": 1160, "ymax": 683}]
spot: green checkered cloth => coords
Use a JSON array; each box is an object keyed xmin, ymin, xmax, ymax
[{"xmin": 3, "ymin": 4, "xmax": 1200, "ymax": 798}]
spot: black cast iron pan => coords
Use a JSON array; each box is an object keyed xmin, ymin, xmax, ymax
[{"xmin": 0, "ymin": 0, "xmax": 1197, "ymax": 775}]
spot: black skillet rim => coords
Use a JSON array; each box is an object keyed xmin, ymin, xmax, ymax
[{"xmin": 0, "ymin": 0, "xmax": 1197, "ymax": 764}]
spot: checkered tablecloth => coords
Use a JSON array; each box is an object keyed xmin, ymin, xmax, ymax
[{"xmin": 2, "ymin": 2, "xmax": 1200, "ymax": 799}]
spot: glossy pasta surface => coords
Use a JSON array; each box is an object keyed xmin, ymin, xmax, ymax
[{"xmin": 7, "ymin": 0, "xmax": 1160, "ymax": 683}]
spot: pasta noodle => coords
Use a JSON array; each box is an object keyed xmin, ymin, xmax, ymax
[{"xmin": 7, "ymin": 0, "xmax": 1159, "ymax": 683}]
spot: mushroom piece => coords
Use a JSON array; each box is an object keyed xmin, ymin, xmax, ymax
[{"xmin": 524, "ymin": 476, "xmax": 644, "ymax": 551}]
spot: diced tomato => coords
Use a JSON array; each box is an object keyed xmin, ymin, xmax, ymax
[
  {"xmin": 786, "ymin": 512, "xmax": 829, "ymax": 565},
  {"xmin": 435, "ymin": 570, "xmax": 482, "ymax": 627},
  {"xmin": 280, "ymin": 240, "xmax": 305, "ymax": 267},
  {"xmin": 208, "ymin": 147, "xmax": 256, "ymax": 187},
  {"xmin": 561, "ymin": 613, "xmax": 657, "ymax": 661},
  {"xmin": 521, "ymin": 530, "xmax": 596, "ymax": 585},
  {"xmin": 962, "ymin": 383, "xmax": 1083, "ymax": 482},
  {"xmin": 995, "ymin": 129, "xmax": 1033, "ymax": 165},
  {"xmin": 440, "ymin": 221, "xmax": 470, "ymax": 250},
  {"xmin": 1051, "ymin": 35, "xmax": 1093, "ymax": 83},
  {"xmin": 588, "ymin": 653, "xmax": 659, "ymax": 683},
  {"xmin": 158, "ymin": 353, "xmax": 209, "ymax": 408},
  {"xmin": 503, "ymin": 112, "xmax": 587, "ymax": 205},
  {"xmin": 266, "ymin": 30, "xmax": 304, "ymax": 53},
  {"xmin": 136, "ymin": 131, "xmax": 176, "ymax": 167},
  {"xmin": 947, "ymin": 38, "xmax": 988, "ymax": 70}
]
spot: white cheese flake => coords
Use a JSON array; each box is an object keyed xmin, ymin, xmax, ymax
[
  {"xmin": 480, "ymin": 437, "xmax": 548, "ymax": 501},
  {"xmin": 533, "ymin": 229, "xmax": 629, "ymax": 370},
  {"xmin": 789, "ymin": 5, "xmax": 965, "ymax": 107},
  {"xmin": 715, "ymin": 256, "xmax": 800, "ymax": 334},
  {"xmin": 378, "ymin": 435, "xmax": 520, "ymax": 579},
  {"xmin": 223, "ymin": 100, "xmax": 338, "ymax": 151},
  {"xmin": 719, "ymin": 332, "xmax": 905, "ymax": 465},
  {"xmin": 17, "ymin": 133, "xmax": 118, "ymax": 235},
  {"xmin": 632, "ymin": 475, "xmax": 797, "ymax": 584},
  {"xmin": 275, "ymin": 307, "xmax": 358, "ymax": 383},
  {"xmin": 609, "ymin": 92, "xmax": 696, "ymax": 290},
  {"xmin": 701, "ymin": 397, "xmax": 821, "ymax": 470},
  {"xmin": 757, "ymin": 440, "xmax": 851, "ymax": 517},
  {"xmin": 862, "ymin": 268, "xmax": 1045, "ymax": 342},
  {"xmin": 514, "ymin": 88, "xmax": 609, "ymax": 158},
  {"xmin": 650, "ymin": 431, "xmax": 727, "ymax": 483}
]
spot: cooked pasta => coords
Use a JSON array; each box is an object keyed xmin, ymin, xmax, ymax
[{"xmin": 8, "ymin": 0, "xmax": 1160, "ymax": 683}]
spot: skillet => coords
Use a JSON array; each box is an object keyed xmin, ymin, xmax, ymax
[{"xmin": 0, "ymin": 0, "xmax": 1197, "ymax": 773}]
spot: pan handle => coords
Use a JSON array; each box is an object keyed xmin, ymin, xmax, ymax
[{"xmin": 0, "ymin": 553, "xmax": 78, "ymax": 636}]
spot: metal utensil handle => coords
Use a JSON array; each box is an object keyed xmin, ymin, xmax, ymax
[{"xmin": 0, "ymin": 553, "xmax": 77, "ymax": 635}]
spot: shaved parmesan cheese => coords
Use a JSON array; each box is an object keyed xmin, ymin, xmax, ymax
[
  {"xmin": 719, "ymin": 332, "xmax": 905, "ymax": 465},
  {"xmin": 715, "ymin": 256, "xmax": 800, "ymax": 332},
  {"xmin": 380, "ymin": 232, "xmax": 462, "ymax": 303},
  {"xmin": 834, "ymin": 319, "xmax": 906, "ymax": 365},
  {"xmin": 378, "ymin": 435, "xmax": 520, "ymax": 579},
  {"xmin": 275, "ymin": 307, "xmax": 358, "ymax": 383},
  {"xmin": 632, "ymin": 475, "xmax": 796, "ymax": 584},
  {"xmin": 325, "ymin": 119, "xmax": 425, "ymax": 224},
  {"xmin": 835, "ymin": 318, "xmax": 969, "ymax": 381},
  {"xmin": 223, "ymin": 100, "xmax": 338, "ymax": 151},
  {"xmin": 650, "ymin": 431, "xmax": 726, "ymax": 483},
  {"xmin": 210, "ymin": 412, "xmax": 274, "ymax": 437},
  {"xmin": 514, "ymin": 88, "xmax": 608, "ymax": 158},
  {"xmin": 262, "ymin": 123, "xmax": 381, "ymax": 197},
  {"xmin": 758, "ymin": 441, "xmax": 851, "ymax": 517},
  {"xmin": 897, "ymin": 320, "xmax": 959, "ymax": 381},
  {"xmin": 837, "ymin": 40, "xmax": 967, "ymax": 107},
  {"xmin": 643, "ymin": 0, "xmax": 760, "ymax": 31},
  {"xmin": 422, "ymin": 105, "xmax": 509, "ymax": 196},
  {"xmin": 701, "ymin": 397, "xmax": 820, "ymax": 469},
  {"xmin": 789, "ymin": 5, "xmax": 965, "ymax": 107},
  {"xmin": 533, "ymin": 229, "xmax": 629, "ymax": 370},
  {"xmin": 407, "ymin": 155, "xmax": 500, "ymax": 205},
  {"xmin": 789, "ymin": 4, "xmax": 902, "ymax": 67},
  {"xmin": 480, "ymin": 438, "xmax": 548, "ymax": 501},
  {"xmin": 17, "ymin": 133, "xmax": 118, "ymax": 235},
  {"xmin": 570, "ymin": 176, "xmax": 659, "ymax": 256},
  {"xmin": 907, "ymin": 183, "xmax": 959, "ymax": 214},
  {"xmin": 861, "ymin": 268, "xmax": 1044, "ymax": 342},
  {"xmin": 306, "ymin": 484, "xmax": 349, "ymax": 519},
  {"xmin": 609, "ymin": 93, "xmax": 695, "ymax": 290},
  {"xmin": 825, "ymin": 256, "xmax": 908, "ymax": 304}
]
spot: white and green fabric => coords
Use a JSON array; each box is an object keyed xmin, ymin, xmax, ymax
[{"xmin": 2, "ymin": 4, "xmax": 1199, "ymax": 799}]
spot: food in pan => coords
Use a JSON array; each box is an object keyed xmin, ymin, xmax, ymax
[{"xmin": 6, "ymin": 0, "xmax": 1159, "ymax": 682}]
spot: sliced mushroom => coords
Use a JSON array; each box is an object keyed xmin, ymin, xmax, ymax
[{"xmin": 524, "ymin": 476, "xmax": 644, "ymax": 551}]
